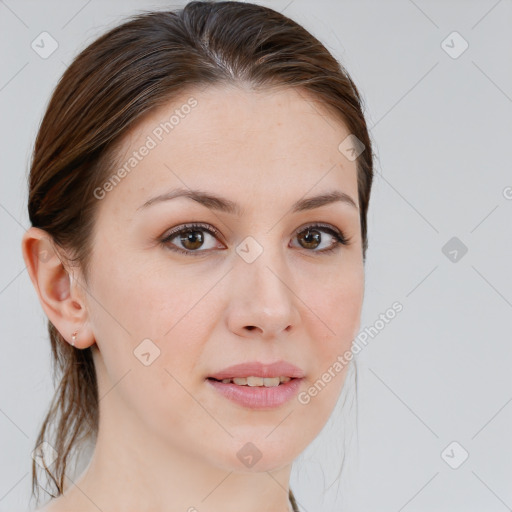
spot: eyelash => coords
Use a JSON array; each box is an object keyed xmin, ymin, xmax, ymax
[{"xmin": 160, "ymin": 222, "xmax": 351, "ymax": 257}]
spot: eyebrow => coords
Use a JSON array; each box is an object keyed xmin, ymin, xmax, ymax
[{"xmin": 137, "ymin": 187, "xmax": 358, "ymax": 215}]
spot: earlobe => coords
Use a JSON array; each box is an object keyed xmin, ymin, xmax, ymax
[{"xmin": 21, "ymin": 227, "xmax": 95, "ymax": 349}]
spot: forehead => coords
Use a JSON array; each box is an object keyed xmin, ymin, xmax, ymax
[{"xmin": 97, "ymin": 84, "xmax": 358, "ymax": 216}]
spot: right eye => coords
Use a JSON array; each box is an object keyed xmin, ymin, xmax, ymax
[{"xmin": 160, "ymin": 223, "xmax": 225, "ymax": 256}]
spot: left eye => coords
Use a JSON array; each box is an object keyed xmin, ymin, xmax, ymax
[
  {"xmin": 160, "ymin": 222, "xmax": 349, "ymax": 256},
  {"xmin": 290, "ymin": 224, "xmax": 348, "ymax": 253}
]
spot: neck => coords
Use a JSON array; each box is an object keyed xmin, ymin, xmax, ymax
[{"xmin": 56, "ymin": 400, "xmax": 294, "ymax": 512}]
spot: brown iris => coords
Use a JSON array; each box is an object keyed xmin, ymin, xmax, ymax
[
  {"xmin": 180, "ymin": 229, "xmax": 204, "ymax": 250},
  {"xmin": 297, "ymin": 228, "xmax": 321, "ymax": 250}
]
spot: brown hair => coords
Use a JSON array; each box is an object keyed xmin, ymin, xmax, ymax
[{"xmin": 27, "ymin": 1, "xmax": 374, "ymax": 508}]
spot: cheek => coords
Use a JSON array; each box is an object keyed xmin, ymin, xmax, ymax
[
  {"xmin": 299, "ymin": 260, "xmax": 364, "ymax": 348},
  {"xmin": 87, "ymin": 259, "xmax": 212, "ymax": 435},
  {"xmin": 86, "ymin": 249, "xmax": 219, "ymax": 394},
  {"xmin": 331, "ymin": 280, "xmax": 364, "ymax": 344},
  {"xmin": 295, "ymin": 264, "xmax": 363, "ymax": 411},
  {"xmin": 88, "ymin": 243, "xmax": 207, "ymax": 340}
]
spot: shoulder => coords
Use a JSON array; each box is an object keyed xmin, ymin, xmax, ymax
[
  {"xmin": 33, "ymin": 495, "xmax": 89, "ymax": 512},
  {"xmin": 33, "ymin": 505, "xmax": 55, "ymax": 512},
  {"xmin": 33, "ymin": 501, "xmax": 64, "ymax": 512}
]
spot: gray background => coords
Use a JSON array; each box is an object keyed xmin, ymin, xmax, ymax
[{"xmin": 1, "ymin": 0, "xmax": 511, "ymax": 511}]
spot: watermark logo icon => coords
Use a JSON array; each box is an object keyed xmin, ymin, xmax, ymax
[
  {"xmin": 31, "ymin": 441, "xmax": 58, "ymax": 468},
  {"xmin": 236, "ymin": 442, "xmax": 262, "ymax": 468},
  {"xmin": 31, "ymin": 32, "xmax": 58, "ymax": 59},
  {"xmin": 338, "ymin": 134, "xmax": 365, "ymax": 161},
  {"xmin": 236, "ymin": 236, "xmax": 264, "ymax": 264},
  {"xmin": 441, "ymin": 441, "xmax": 469, "ymax": 469},
  {"xmin": 442, "ymin": 236, "xmax": 468, "ymax": 263},
  {"xmin": 38, "ymin": 249, "xmax": 52, "ymax": 263},
  {"xmin": 133, "ymin": 338, "xmax": 161, "ymax": 366},
  {"xmin": 441, "ymin": 31, "xmax": 469, "ymax": 59}
]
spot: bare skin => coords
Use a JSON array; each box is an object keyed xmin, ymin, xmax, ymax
[{"xmin": 23, "ymin": 84, "xmax": 365, "ymax": 512}]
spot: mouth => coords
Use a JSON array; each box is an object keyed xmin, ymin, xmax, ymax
[
  {"xmin": 205, "ymin": 375, "xmax": 304, "ymax": 409},
  {"xmin": 205, "ymin": 360, "xmax": 305, "ymax": 409},
  {"xmin": 207, "ymin": 376, "xmax": 294, "ymax": 387}
]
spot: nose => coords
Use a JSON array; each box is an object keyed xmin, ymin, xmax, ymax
[{"xmin": 226, "ymin": 246, "xmax": 300, "ymax": 340}]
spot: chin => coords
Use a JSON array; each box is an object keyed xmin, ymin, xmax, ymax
[{"xmin": 211, "ymin": 434, "xmax": 300, "ymax": 474}]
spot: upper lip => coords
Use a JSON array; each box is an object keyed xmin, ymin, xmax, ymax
[{"xmin": 208, "ymin": 360, "xmax": 305, "ymax": 380}]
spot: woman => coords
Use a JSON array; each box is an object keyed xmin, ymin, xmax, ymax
[{"xmin": 22, "ymin": 1, "xmax": 374, "ymax": 511}]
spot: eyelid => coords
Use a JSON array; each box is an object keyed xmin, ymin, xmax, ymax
[
  {"xmin": 293, "ymin": 221, "xmax": 344, "ymax": 238},
  {"xmin": 162, "ymin": 222, "xmax": 223, "ymax": 242}
]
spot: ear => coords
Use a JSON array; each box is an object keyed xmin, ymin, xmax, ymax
[{"xmin": 21, "ymin": 227, "xmax": 95, "ymax": 349}]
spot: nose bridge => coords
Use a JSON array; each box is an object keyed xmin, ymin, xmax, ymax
[
  {"xmin": 240, "ymin": 236, "xmax": 290, "ymax": 300},
  {"xmin": 230, "ymin": 234, "xmax": 298, "ymax": 334}
]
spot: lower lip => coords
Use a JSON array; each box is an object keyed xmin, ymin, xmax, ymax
[{"xmin": 206, "ymin": 378, "xmax": 303, "ymax": 409}]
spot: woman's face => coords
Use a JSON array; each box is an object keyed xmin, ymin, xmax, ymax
[{"xmin": 83, "ymin": 84, "xmax": 364, "ymax": 471}]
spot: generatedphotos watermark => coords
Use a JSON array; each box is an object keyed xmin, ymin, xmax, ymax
[
  {"xmin": 297, "ymin": 300, "xmax": 403, "ymax": 404},
  {"xmin": 93, "ymin": 96, "xmax": 198, "ymax": 200}
]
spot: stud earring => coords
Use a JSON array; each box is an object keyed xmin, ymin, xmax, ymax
[{"xmin": 71, "ymin": 330, "xmax": 78, "ymax": 347}]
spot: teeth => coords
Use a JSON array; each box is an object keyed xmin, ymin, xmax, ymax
[
  {"xmin": 219, "ymin": 376, "xmax": 292, "ymax": 387},
  {"xmin": 233, "ymin": 377, "xmax": 251, "ymax": 385},
  {"xmin": 247, "ymin": 376, "xmax": 265, "ymax": 386}
]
